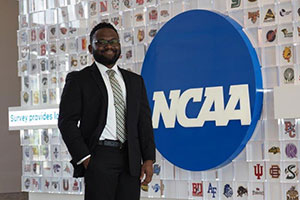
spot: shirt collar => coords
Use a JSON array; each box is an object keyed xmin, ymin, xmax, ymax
[{"xmin": 95, "ymin": 61, "xmax": 121, "ymax": 77}]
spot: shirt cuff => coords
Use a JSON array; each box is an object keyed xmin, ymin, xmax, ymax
[{"xmin": 77, "ymin": 155, "xmax": 91, "ymax": 165}]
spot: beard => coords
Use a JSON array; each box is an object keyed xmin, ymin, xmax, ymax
[{"xmin": 92, "ymin": 49, "xmax": 121, "ymax": 67}]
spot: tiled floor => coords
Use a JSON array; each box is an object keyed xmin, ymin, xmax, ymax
[{"xmin": 0, "ymin": 193, "xmax": 28, "ymax": 200}]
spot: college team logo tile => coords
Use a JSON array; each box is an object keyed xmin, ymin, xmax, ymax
[
  {"xmin": 266, "ymin": 29, "xmax": 276, "ymax": 42},
  {"xmin": 153, "ymin": 164, "xmax": 161, "ymax": 175},
  {"xmin": 284, "ymin": 68, "xmax": 294, "ymax": 84},
  {"xmin": 62, "ymin": 179, "xmax": 70, "ymax": 192},
  {"xmin": 24, "ymin": 178, "xmax": 31, "ymax": 189},
  {"xmin": 149, "ymin": 10, "xmax": 158, "ymax": 21},
  {"xmin": 252, "ymin": 187, "xmax": 264, "ymax": 196},
  {"xmin": 282, "ymin": 46, "xmax": 292, "ymax": 63},
  {"xmin": 207, "ymin": 183, "xmax": 217, "ymax": 198},
  {"xmin": 287, "ymin": 186, "xmax": 299, "ymax": 200},
  {"xmin": 160, "ymin": 10, "xmax": 169, "ymax": 18},
  {"xmin": 285, "ymin": 121, "xmax": 296, "ymax": 138},
  {"xmin": 254, "ymin": 164, "xmax": 264, "ymax": 180},
  {"xmin": 285, "ymin": 143, "xmax": 297, "ymax": 158},
  {"xmin": 285, "ymin": 164, "xmax": 298, "ymax": 180},
  {"xmin": 223, "ymin": 184, "xmax": 233, "ymax": 198},
  {"xmin": 264, "ymin": 9, "xmax": 275, "ymax": 22},
  {"xmin": 248, "ymin": 11, "xmax": 259, "ymax": 24},
  {"xmin": 280, "ymin": 9, "xmax": 292, "ymax": 17},
  {"xmin": 192, "ymin": 182, "xmax": 203, "ymax": 197},
  {"xmin": 152, "ymin": 183, "xmax": 161, "ymax": 193},
  {"xmin": 231, "ymin": 0, "xmax": 241, "ymax": 8},
  {"xmin": 141, "ymin": 184, "xmax": 148, "ymax": 192},
  {"xmin": 281, "ymin": 28, "xmax": 293, "ymax": 38},
  {"xmin": 237, "ymin": 186, "xmax": 248, "ymax": 197},
  {"xmin": 268, "ymin": 146, "xmax": 280, "ymax": 154},
  {"xmin": 269, "ymin": 165, "xmax": 281, "ymax": 179},
  {"xmin": 100, "ymin": 1, "xmax": 108, "ymax": 12}
]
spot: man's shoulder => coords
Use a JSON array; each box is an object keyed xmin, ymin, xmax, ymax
[
  {"xmin": 66, "ymin": 65, "xmax": 93, "ymax": 80},
  {"xmin": 119, "ymin": 67, "xmax": 142, "ymax": 81}
]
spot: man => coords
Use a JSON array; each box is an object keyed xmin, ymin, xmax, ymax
[{"xmin": 58, "ymin": 22, "xmax": 155, "ymax": 200}]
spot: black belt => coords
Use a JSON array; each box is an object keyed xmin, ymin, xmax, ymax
[{"xmin": 98, "ymin": 140, "xmax": 127, "ymax": 149}]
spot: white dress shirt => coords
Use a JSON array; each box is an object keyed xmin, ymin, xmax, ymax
[{"xmin": 77, "ymin": 62, "xmax": 127, "ymax": 165}]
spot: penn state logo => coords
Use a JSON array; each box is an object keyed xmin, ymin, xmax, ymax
[{"xmin": 142, "ymin": 10, "xmax": 263, "ymax": 170}]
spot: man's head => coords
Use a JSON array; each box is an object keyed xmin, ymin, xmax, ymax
[{"xmin": 89, "ymin": 22, "xmax": 121, "ymax": 68}]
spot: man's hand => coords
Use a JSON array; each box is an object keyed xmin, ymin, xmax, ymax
[
  {"xmin": 140, "ymin": 160, "xmax": 153, "ymax": 185},
  {"xmin": 83, "ymin": 157, "xmax": 91, "ymax": 169}
]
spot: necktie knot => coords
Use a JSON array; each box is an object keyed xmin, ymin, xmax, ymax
[{"xmin": 106, "ymin": 69, "xmax": 116, "ymax": 78}]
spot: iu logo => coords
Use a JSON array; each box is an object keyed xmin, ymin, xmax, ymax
[
  {"xmin": 192, "ymin": 182, "xmax": 203, "ymax": 197},
  {"xmin": 254, "ymin": 164, "xmax": 263, "ymax": 180}
]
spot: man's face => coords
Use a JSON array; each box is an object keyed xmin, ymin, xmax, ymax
[{"xmin": 89, "ymin": 28, "xmax": 121, "ymax": 68}]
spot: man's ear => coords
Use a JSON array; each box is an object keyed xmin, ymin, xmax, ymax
[{"xmin": 88, "ymin": 44, "xmax": 93, "ymax": 54}]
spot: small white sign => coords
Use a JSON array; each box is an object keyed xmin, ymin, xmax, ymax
[{"xmin": 8, "ymin": 106, "xmax": 59, "ymax": 130}]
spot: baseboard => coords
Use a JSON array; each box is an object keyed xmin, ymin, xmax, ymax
[{"xmin": 0, "ymin": 192, "xmax": 28, "ymax": 200}]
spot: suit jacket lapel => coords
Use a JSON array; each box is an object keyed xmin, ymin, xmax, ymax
[{"xmin": 90, "ymin": 62, "xmax": 108, "ymax": 106}]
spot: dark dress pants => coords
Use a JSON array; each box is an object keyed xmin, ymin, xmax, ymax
[{"xmin": 84, "ymin": 144, "xmax": 141, "ymax": 200}]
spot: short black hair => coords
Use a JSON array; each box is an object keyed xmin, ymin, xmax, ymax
[{"xmin": 89, "ymin": 22, "xmax": 119, "ymax": 44}]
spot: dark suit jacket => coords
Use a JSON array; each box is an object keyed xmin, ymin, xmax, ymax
[{"xmin": 58, "ymin": 62, "xmax": 155, "ymax": 177}]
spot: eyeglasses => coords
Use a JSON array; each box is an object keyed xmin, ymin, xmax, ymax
[{"xmin": 93, "ymin": 39, "xmax": 120, "ymax": 46}]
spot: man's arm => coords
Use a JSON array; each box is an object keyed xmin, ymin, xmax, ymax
[
  {"xmin": 138, "ymin": 77, "xmax": 156, "ymax": 185},
  {"xmin": 58, "ymin": 72, "xmax": 90, "ymax": 164}
]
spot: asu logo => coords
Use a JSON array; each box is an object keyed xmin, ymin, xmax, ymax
[
  {"xmin": 283, "ymin": 46, "xmax": 292, "ymax": 63},
  {"xmin": 153, "ymin": 84, "xmax": 251, "ymax": 129}
]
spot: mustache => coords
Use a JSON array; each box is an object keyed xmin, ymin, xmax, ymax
[{"xmin": 99, "ymin": 48, "xmax": 118, "ymax": 53}]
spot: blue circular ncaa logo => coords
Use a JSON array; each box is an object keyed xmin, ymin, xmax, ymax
[{"xmin": 141, "ymin": 10, "xmax": 263, "ymax": 171}]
